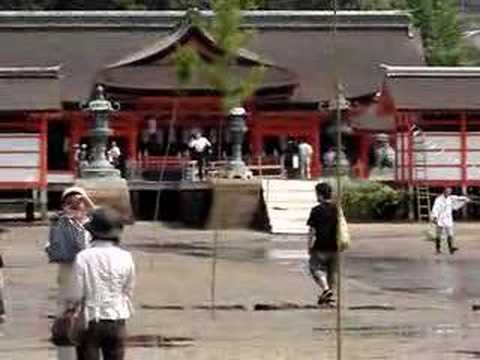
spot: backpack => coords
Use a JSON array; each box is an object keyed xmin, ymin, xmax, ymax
[{"xmin": 45, "ymin": 216, "xmax": 84, "ymax": 263}]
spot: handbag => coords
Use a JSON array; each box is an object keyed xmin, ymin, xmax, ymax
[
  {"xmin": 337, "ymin": 206, "xmax": 351, "ymax": 251},
  {"xmin": 51, "ymin": 304, "xmax": 85, "ymax": 346}
]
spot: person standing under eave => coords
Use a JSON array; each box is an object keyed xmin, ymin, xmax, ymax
[
  {"xmin": 431, "ymin": 187, "xmax": 470, "ymax": 255},
  {"xmin": 298, "ymin": 139, "xmax": 314, "ymax": 179},
  {"xmin": 189, "ymin": 131, "xmax": 212, "ymax": 181},
  {"xmin": 45, "ymin": 186, "xmax": 95, "ymax": 360}
]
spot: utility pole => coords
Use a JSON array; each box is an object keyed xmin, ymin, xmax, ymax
[{"xmin": 332, "ymin": 2, "xmax": 343, "ymax": 360}]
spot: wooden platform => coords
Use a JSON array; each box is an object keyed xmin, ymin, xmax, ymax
[{"xmin": 48, "ymin": 180, "xmax": 213, "ymax": 192}]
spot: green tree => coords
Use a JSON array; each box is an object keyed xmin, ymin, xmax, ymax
[
  {"xmin": 175, "ymin": 0, "xmax": 264, "ymax": 111},
  {"xmin": 429, "ymin": 0, "xmax": 463, "ymax": 65},
  {"xmin": 0, "ymin": 0, "xmax": 51, "ymax": 9},
  {"xmin": 406, "ymin": 0, "xmax": 464, "ymax": 65},
  {"xmin": 360, "ymin": 0, "xmax": 406, "ymax": 10}
]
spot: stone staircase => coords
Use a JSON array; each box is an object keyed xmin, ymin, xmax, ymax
[{"xmin": 262, "ymin": 179, "xmax": 317, "ymax": 234}]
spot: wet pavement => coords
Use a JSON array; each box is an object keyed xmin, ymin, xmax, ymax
[{"xmin": 1, "ymin": 222, "xmax": 480, "ymax": 358}]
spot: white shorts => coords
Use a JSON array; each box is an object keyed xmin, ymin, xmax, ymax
[{"xmin": 436, "ymin": 226, "xmax": 454, "ymax": 239}]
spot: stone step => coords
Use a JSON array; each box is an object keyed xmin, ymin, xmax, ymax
[{"xmin": 262, "ymin": 179, "xmax": 316, "ymax": 235}]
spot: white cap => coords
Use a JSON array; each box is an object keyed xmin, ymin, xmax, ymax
[{"xmin": 229, "ymin": 107, "xmax": 246, "ymax": 116}]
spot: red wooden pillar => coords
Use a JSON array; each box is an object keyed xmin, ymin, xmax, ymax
[
  {"xmin": 407, "ymin": 113, "xmax": 414, "ymax": 185},
  {"xmin": 248, "ymin": 114, "xmax": 263, "ymax": 164},
  {"xmin": 309, "ymin": 122, "xmax": 321, "ymax": 177},
  {"xmin": 461, "ymin": 112, "xmax": 467, "ymax": 188},
  {"xmin": 358, "ymin": 132, "xmax": 371, "ymax": 179},
  {"xmin": 394, "ymin": 114, "xmax": 401, "ymax": 182},
  {"xmin": 69, "ymin": 113, "xmax": 80, "ymax": 171},
  {"xmin": 39, "ymin": 115, "xmax": 48, "ymax": 189},
  {"xmin": 125, "ymin": 114, "xmax": 139, "ymax": 161}
]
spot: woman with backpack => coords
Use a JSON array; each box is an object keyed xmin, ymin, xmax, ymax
[{"xmin": 45, "ymin": 186, "xmax": 95, "ymax": 360}]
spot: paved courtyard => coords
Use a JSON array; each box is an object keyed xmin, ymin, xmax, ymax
[{"xmin": 1, "ymin": 221, "xmax": 480, "ymax": 359}]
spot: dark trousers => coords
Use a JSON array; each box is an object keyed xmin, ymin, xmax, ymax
[
  {"xmin": 192, "ymin": 151, "xmax": 207, "ymax": 180},
  {"xmin": 77, "ymin": 320, "xmax": 126, "ymax": 360}
]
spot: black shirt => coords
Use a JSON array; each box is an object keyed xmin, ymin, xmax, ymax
[{"xmin": 307, "ymin": 201, "xmax": 338, "ymax": 252}]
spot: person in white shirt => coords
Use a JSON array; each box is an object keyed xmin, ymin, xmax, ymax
[
  {"xmin": 431, "ymin": 187, "xmax": 470, "ymax": 254},
  {"xmin": 107, "ymin": 141, "xmax": 121, "ymax": 168},
  {"xmin": 323, "ymin": 147, "xmax": 336, "ymax": 168},
  {"xmin": 298, "ymin": 139, "xmax": 314, "ymax": 179},
  {"xmin": 71, "ymin": 207, "xmax": 135, "ymax": 360},
  {"xmin": 188, "ymin": 131, "xmax": 212, "ymax": 180}
]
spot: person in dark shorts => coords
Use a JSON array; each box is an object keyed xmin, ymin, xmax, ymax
[{"xmin": 307, "ymin": 182, "xmax": 338, "ymax": 305}]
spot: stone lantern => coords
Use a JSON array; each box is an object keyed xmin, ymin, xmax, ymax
[
  {"xmin": 225, "ymin": 107, "xmax": 252, "ymax": 179},
  {"xmin": 80, "ymin": 85, "xmax": 120, "ymax": 179},
  {"xmin": 75, "ymin": 85, "xmax": 133, "ymax": 223},
  {"xmin": 325, "ymin": 91, "xmax": 352, "ymax": 175}
]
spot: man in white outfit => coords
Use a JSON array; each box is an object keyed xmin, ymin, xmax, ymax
[
  {"xmin": 431, "ymin": 187, "xmax": 470, "ymax": 254},
  {"xmin": 188, "ymin": 131, "xmax": 212, "ymax": 180},
  {"xmin": 298, "ymin": 139, "xmax": 314, "ymax": 179}
]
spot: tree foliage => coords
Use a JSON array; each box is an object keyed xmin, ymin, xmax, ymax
[
  {"xmin": 175, "ymin": 0, "xmax": 265, "ymax": 111},
  {"xmin": 406, "ymin": 0, "xmax": 467, "ymax": 65}
]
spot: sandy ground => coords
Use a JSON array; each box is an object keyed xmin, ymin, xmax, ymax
[{"xmin": 0, "ymin": 222, "xmax": 480, "ymax": 359}]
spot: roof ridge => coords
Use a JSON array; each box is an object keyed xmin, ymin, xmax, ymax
[
  {"xmin": 0, "ymin": 10, "xmax": 411, "ymax": 29},
  {"xmin": 0, "ymin": 65, "xmax": 61, "ymax": 78},
  {"xmin": 381, "ymin": 64, "xmax": 480, "ymax": 77}
]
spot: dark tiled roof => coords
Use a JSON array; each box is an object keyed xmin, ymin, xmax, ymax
[
  {"xmin": 100, "ymin": 65, "xmax": 297, "ymax": 93},
  {"xmin": 98, "ymin": 24, "xmax": 298, "ymax": 94},
  {"xmin": 0, "ymin": 66, "xmax": 61, "ymax": 111},
  {"xmin": 350, "ymin": 104, "xmax": 394, "ymax": 132},
  {"xmin": 383, "ymin": 65, "xmax": 480, "ymax": 110},
  {"xmin": 0, "ymin": 11, "xmax": 424, "ymax": 104}
]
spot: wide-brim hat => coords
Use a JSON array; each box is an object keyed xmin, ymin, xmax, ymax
[
  {"xmin": 85, "ymin": 207, "xmax": 124, "ymax": 241},
  {"xmin": 61, "ymin": 186, "xmax": 95, "ymax": 209}
]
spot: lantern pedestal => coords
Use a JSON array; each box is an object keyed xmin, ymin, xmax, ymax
[{"xmin": 75, "ymin": 178, "xmax": 134, "ymax": 224}]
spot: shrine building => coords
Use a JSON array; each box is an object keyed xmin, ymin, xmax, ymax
[{"xmin": 0, "ymin": 10, "xmax": 424, "ymax": 198}]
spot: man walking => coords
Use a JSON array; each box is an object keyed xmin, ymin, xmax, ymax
[
  {"xmin": 307, "ymin": 182, "xmax": 338, "ymax": 306},
  {"xmin": 298, "ymin": 139, "xmax": 313, "ymax": 179},
  {"xmin": 71, "ymin": 207, "xmax": 135, "ymax": 360},
  {"xmin": 431, "ymin": 187, "xmax": 470, "ymax": 254}
]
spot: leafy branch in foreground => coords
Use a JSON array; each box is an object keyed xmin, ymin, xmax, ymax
[{"xmin": 175, "ymin": 0, "xmax": 265, "ymax": 112}]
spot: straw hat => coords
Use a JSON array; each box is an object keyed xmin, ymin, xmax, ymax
[{"xmin": 61, "ymin": 186, "xmax": 95, "ymax": 209}]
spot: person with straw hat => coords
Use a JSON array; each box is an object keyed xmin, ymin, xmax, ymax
[{"xmin": 45, "ymin": 186, "xmax": 95, "ymax": 360}]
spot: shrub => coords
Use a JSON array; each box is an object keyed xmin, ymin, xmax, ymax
[{"xmin": 339, "ymin": 180, "xmax": 403, "ymax": 221}]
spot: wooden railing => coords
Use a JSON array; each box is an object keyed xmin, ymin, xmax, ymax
[
  {"xmin": 127, "ymin": 155, "xmax": 284, "ymax": 181},
  {"xmin": 247, "ymin": 156, "xmax": 284, "ymax": 178},
  {"xmin": 127, "ymin": 156, "xmax": 197, "ymax": 181}
]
